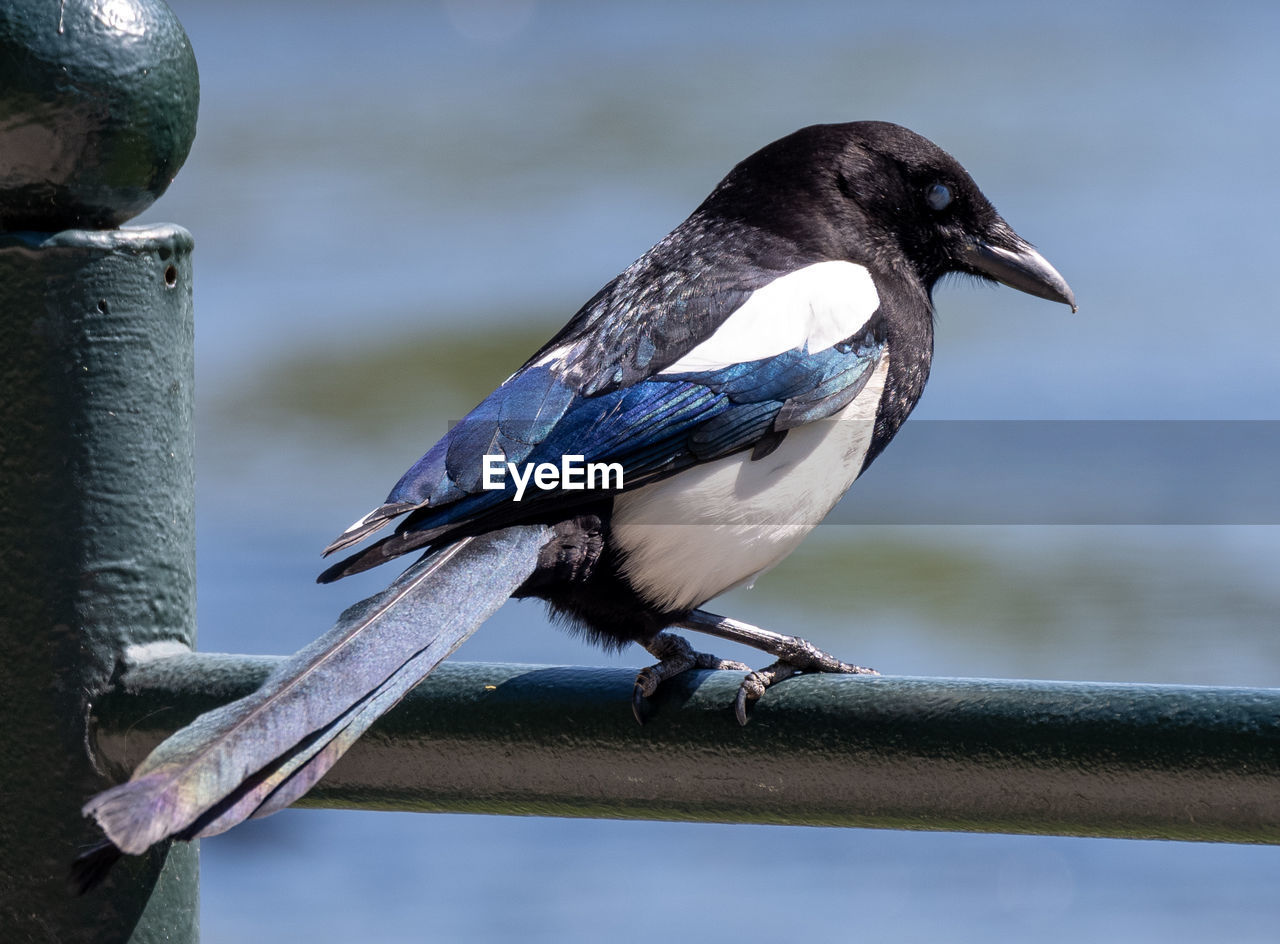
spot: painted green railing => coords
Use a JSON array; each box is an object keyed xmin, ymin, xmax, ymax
[{"xmin": 95, "ymin": 655, "xmax": 1280, "ymax": 845}]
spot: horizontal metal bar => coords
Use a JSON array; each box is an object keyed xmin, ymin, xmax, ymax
[{"xmin": 90, "ymin": 654, "xmax": 1280, "ymax": 845}]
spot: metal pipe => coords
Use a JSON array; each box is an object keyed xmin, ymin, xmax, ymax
[
  {"xmin": 93, "ymin": 655, "xmax": 1280, "ymax": 845},
  {"xmin": 0, "ymin": 225, "xmax": 198, "ymax": 939},
  {"xmin": 0, "ymin": 1, "xmax": 199, "ymax": 937}
]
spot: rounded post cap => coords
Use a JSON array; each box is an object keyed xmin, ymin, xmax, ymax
[{"xmin": 0, "ymin": 0, "xmax": 199, "ymax": 231}]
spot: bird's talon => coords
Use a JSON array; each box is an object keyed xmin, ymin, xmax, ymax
[
  {"xmin": 740, "ymin": 672, "xmax": 768, "ymax": 700},
  {"xmin": 734, "ymin": 686, "xmax": 751, "ymax": 726},
  {"xmin": 733, "ymin": 671, "xmax": 770, "ymax": 725},
  {"xmin": 633, "ymin": 632, "xmax": 756, "ymax": 723},
  {"xmin": 632, "ymin": 683, "xmax": 652, "ymax": 725},
  {"xmin": 633, "ymin": 667, "xmax": 660, "ymax": 699}
]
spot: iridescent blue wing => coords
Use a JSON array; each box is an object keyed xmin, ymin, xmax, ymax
[{"xmin": 318, "ymin": 328, "xmax": 885, "ymax": 577}]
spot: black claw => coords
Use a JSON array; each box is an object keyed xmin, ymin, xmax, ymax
[
  {"xmin": 733, "ymin": 670, "xmax": 770, "ymax": 725},
  {"xmin": 631, "ymin": 683, "xmax": 651, "ymax": 725},
  {"xmin": 734, "ymin": 686, "xmax": 751, "ymax": 726}
]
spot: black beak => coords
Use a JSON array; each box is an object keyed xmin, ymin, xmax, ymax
[{"xmin": 959, "ymin": 234, "xmax": 1077, "ymax": 312}]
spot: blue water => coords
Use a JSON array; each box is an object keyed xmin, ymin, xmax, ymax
[{"xmin": 141, "ymin": 1, "xmax": 1280, "ymax": 940}]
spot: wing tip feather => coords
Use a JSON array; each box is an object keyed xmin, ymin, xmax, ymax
[
  {"xmin": 317, "ymin": 527, "xmax": 444, "ymax": 584},
  {"xmin": 322, "ymin": 501, "xmax": 420, "ymax": 557},
  {"xmin": 82, "ymin": 773, "xmax": 183, "ymax": 857}
]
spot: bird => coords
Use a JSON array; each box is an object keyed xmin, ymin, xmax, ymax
[{"xmin": 77, "ymin": 120, "xmax": 1075, "ymax": 887}]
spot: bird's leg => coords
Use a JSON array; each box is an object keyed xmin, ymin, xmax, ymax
[
  {"xmin": 673, "ymin": 608, "xmax": 878, "ymax": 724},
  {"xmin": 632, "ymin": 631, "xmax": 750, "ymax": 724}
]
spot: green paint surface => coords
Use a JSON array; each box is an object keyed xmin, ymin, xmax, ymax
[{"xmin": 0, "ymin": 226, "xmax": 197, "ymax": 942}]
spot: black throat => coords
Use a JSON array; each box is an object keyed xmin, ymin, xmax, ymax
[{"xmin": 862, "ymin": 271, "xmax": 935, "ymax": 473}]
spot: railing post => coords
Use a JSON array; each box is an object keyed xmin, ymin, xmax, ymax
[{"xmin": 0, "ymin": 1, "xmax": 199, "ymax": 940}]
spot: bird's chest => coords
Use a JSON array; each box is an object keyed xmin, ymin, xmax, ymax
[{"xmin": 610, "ymin": 350, "xmax": 891, "ymax": 611}]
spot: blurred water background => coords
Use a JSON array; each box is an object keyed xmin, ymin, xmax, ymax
[{"xmin": 142, "ymin": 1, "xmax": 1280, "ymax": 940}]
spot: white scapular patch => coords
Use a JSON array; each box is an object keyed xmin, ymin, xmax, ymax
[
  {"xmin": 659, "ymin": 261, "xmax": 880, "ymax": 374},
  {"xmin": 529, "ymin": 343, "xmax": 574, "ymax": 370},
  {"xmin": 500, "ymin": 341, "xmax": 580, "ymax": 384},
  {"xmin": 612, "ymin": 349, "xmax": 891, "ymax": 612}
]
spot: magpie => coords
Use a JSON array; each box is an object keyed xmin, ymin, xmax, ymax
[{"xmin": 79, "ymin": 121, "xmax": 1074, "ymax": 880}]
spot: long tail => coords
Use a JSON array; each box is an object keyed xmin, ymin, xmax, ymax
[{"xmin": 81, "ymin": 524, "xmax": 551, "ymax": 859}]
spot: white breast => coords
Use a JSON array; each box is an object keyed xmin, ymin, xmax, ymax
[{"xmin": 612, "ymin": 350, "xmax": 891, "ymax": 612}]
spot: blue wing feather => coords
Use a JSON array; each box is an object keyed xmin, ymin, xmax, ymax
[{"xmin": 382, "ymin": 333, "xmax": 885, "ymax": 541}]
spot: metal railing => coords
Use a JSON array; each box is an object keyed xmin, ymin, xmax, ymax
[{"xmin": 94, "ymin": 654, "xmax": 1280, "ymax": 845}]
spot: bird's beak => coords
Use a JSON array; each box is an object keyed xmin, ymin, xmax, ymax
[{"xmin": 959, "ymin": 234, "xmax": 1077, "ymax": 312}]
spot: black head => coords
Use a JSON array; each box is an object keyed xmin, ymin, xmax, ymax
[{"xmin": 699, "ymin": 121, "xmax": 1076, "ymax": 310}]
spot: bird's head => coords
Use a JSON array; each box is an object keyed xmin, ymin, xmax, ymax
[{"xmin": 703, "ymin": 120, "xmax": 1077, "ymax": 311}]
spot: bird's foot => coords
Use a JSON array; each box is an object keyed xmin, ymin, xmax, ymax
[
  {"xmin": 732, "ymin": 647, "xmax": 879, "ymax": 725},
  {"xmin": 673, "ymin": 609, "xmax": 878, "ymax": 724},
  {"xmin": 632, "ymin": 631, "xmax": 750, "ymax": 724}
]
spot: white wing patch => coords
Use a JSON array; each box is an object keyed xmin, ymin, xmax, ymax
[
  {"xmin": 659, "ymin": 261, "xmax": 879, "ymax": 375},
  {"xmin": 529, "ymin": 343, "xmax": 575, "ymax": 370}
]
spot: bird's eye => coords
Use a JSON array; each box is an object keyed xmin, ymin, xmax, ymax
[{"xmin": 925, "ymin": 183, "xmax": 953, "ymax": 211}]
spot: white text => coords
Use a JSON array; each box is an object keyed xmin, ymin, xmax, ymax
[{"xmin": 482, "ymin": 455, "xmax": 624, "ymax": 501}]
